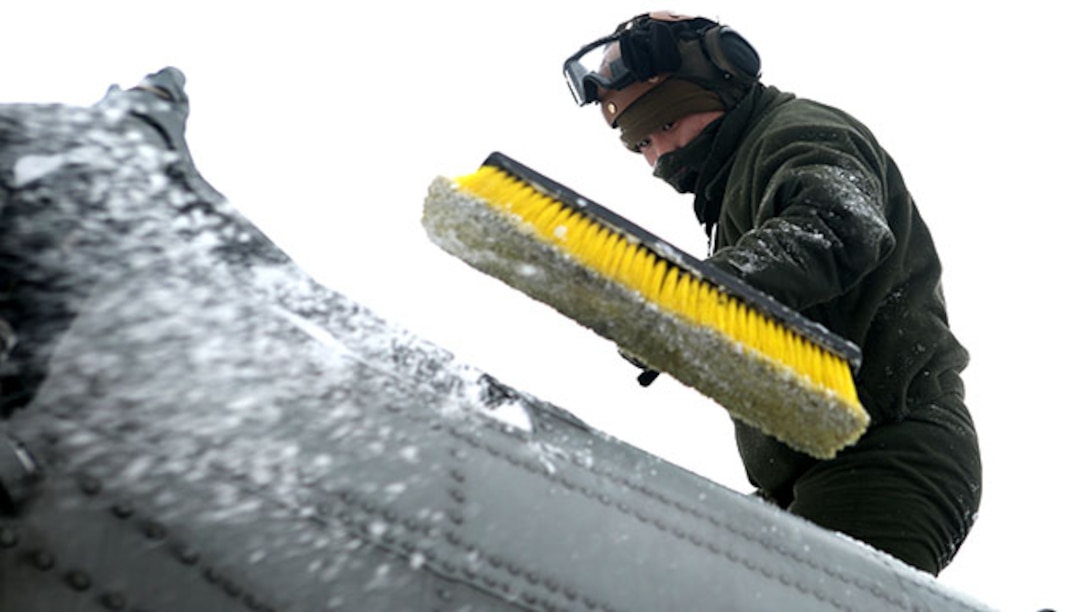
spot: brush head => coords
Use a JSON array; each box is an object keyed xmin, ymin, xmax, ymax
[{"xmin": 422, "ymin": 152, "xmax": 869, "ymax": 458}]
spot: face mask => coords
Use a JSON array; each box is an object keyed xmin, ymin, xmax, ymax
[
  {"xmin": 651, "ymin": 117, "xmax": 722, "ymax": 193},
  {"xmin": 652, "ymin": 153, "xmax": 699, "ymax": 193}
]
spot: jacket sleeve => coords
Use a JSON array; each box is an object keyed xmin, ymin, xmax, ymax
[{"xmin": 706, "ymin": 124, "xmax": 896, "ymax": 312}]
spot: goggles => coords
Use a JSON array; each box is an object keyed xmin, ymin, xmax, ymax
[
  {"xmin": 562, "ymin": 33, "xmax": 631, "ymax": 107},
  {"xmin": 563, "ymin": 11, "xmax": 696, "ymax": 107},
  {"xmin": 562, "ymin": 12, "xmax": 760, "ymax": 111}
]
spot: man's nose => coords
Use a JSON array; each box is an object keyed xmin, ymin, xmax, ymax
[
  {"xmin": 642, "ymin": 145, "xmax": 659, "ymax": 166},
  {"xmin": 642, "ymin": 137, "xmax": 679, "ymax": 167}
]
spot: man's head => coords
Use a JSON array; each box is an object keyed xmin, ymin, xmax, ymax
[{"xmin": 563, "ymin": 12, "xmax": 760, "ymax": 177}]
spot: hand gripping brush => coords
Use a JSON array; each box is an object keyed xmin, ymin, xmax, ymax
[{"xmin": 422, "ymin": 152, "xmax": 868, "ymax": 458}]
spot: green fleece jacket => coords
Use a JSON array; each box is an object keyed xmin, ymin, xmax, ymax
[{"xmin": 693, "ymin": 85, "xmax": 972, "ymax": 496}]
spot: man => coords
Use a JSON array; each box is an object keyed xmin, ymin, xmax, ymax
[{"xmin": 563, "ymin": 12, "xmax": 981, "ymax": 575}]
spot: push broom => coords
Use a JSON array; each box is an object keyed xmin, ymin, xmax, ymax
[{"xmin": 422, "ymin": 152, "xmax": 868, "ymax": 458}]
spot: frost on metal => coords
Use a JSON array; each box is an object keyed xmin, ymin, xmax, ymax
[
  {"xmin": 422, "ymin": 176, "xmax": 867, "ymax": 459},
  {"xmin": 0, "ymin": 70, "xmax": 991, "ymax": 611}
]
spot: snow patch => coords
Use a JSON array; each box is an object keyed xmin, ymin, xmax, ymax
[
  {"xmin": 487, "ymin": 400, "xmax": 534, "ymax": 432},
  {"xmin": 13, "ymin": 153, "xmax": 67, "ymax": 186}
]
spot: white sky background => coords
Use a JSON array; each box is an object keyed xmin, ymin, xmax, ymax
[{"xmin": 3, "ymin": 2, "xmax": 1084, "ymax": 609}]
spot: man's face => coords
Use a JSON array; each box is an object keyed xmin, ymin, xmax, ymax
[{"xmin": 632, "ymin": 110, "xmax": 724, "ymax": 166}]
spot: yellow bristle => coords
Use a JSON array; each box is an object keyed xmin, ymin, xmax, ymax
[
  {"xmin": 581, "ymin": 221, "xmax": 610, "ymax": 264},
  {"xmin": 557, "ymin": 209, "xmax": 583, "ymax": 241},
  {"xmin": 614, "ymin": 239, "xmax": 635, "ymax": 284},
  {"xmin": 601, "ymin": 232, "xmax": 628, "ymax": 278},
  {"xmin": 600, "ymin": 234, "xmax": 623, "ymax": 276},
  {"xmin": 696, "ymin": 282, "xmax": 716, "ymax": 329},
  {"xmin": 614, "ymin": 239, "xmax": 638, "ymax": 278},
  {"xmin": 629, "ymin": 248, "xmax": 655, "ymax": 297},
  {"xmin": 529, "ymin": 200, "xmax": 563, "ymax": 233},
  {"xmin": 617, "ymin": 239, "xmax": 641, "ymax": 281},
  {"xmin": 453, "ymin": 166, "xmax": 861, "ymax": 409},
  {"xmin": 514, "ymin": 191, "xmax": 547, "ymax": 219},
  {"xmin": 644, "ymin": 258, "xmax": 668, "ymax": 303},
  {"xmin": 569, "ymin": 213, "xmax": 595, "ymax": 248},
  {"xmin": 676, "ymin": 273, "xmax": 695, "ymax": 322},
  {"xmin": 657, "ymin": 266, "xmax": 680, "ymax": 312}
]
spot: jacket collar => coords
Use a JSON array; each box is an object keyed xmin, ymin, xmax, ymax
[{"xmin": 692, "ymin": 84, "xmax": 793, "ymax": 232}]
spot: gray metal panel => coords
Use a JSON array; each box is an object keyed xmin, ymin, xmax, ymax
[{"xmin": 0, "ymin": 69, "xmax": 995, "ymax": 612}]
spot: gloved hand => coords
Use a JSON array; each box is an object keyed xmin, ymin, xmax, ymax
[{"xmin": 618, "ymin": 348, "xmax": 660, "ymax": 387}]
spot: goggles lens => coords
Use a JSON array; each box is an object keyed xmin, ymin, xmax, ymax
[{"xmin": 562, "ymin": 35, "xmax": 633, "ymax": 106}]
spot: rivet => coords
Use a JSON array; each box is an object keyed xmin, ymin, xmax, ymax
[
  {"xmin": 29, "ymin": 550, "xmax": 55, "ymax": 570},
  {"xmin": 65, "ymin": 570, "xmax": 92, "ymax": 591},
  {"xmin": 204, "ymin": 567, "xmax": 221, "ymax": 584},
  {"xmin": 111, "ymin": 503, "xmax": 135, "ymax": 519},
  {"xmin": 172, "ymin": 543, "xmax": 200, "ymax": 565},
  {"xmin": 0, "ymin": 526, "xmax": 18, "ymax": 548},
  {"xmin": 142, "ymin": 521, "xmax": 167, "ymax": 540},
  {"xmin": 222, "ymin": 579, "xmax": 242, "ymax": 598},
  {"xmin": 607, "ymin": 102, "xmax": 617, "ymax": 115},
  {"xmin": 100, "ymin": 591, "xmax": 127, "ymax": 610}
]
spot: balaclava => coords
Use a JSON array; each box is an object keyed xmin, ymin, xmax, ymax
[{"xmin": 590, "ymin": 14, "xmax": 760, "ymax": 192}]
